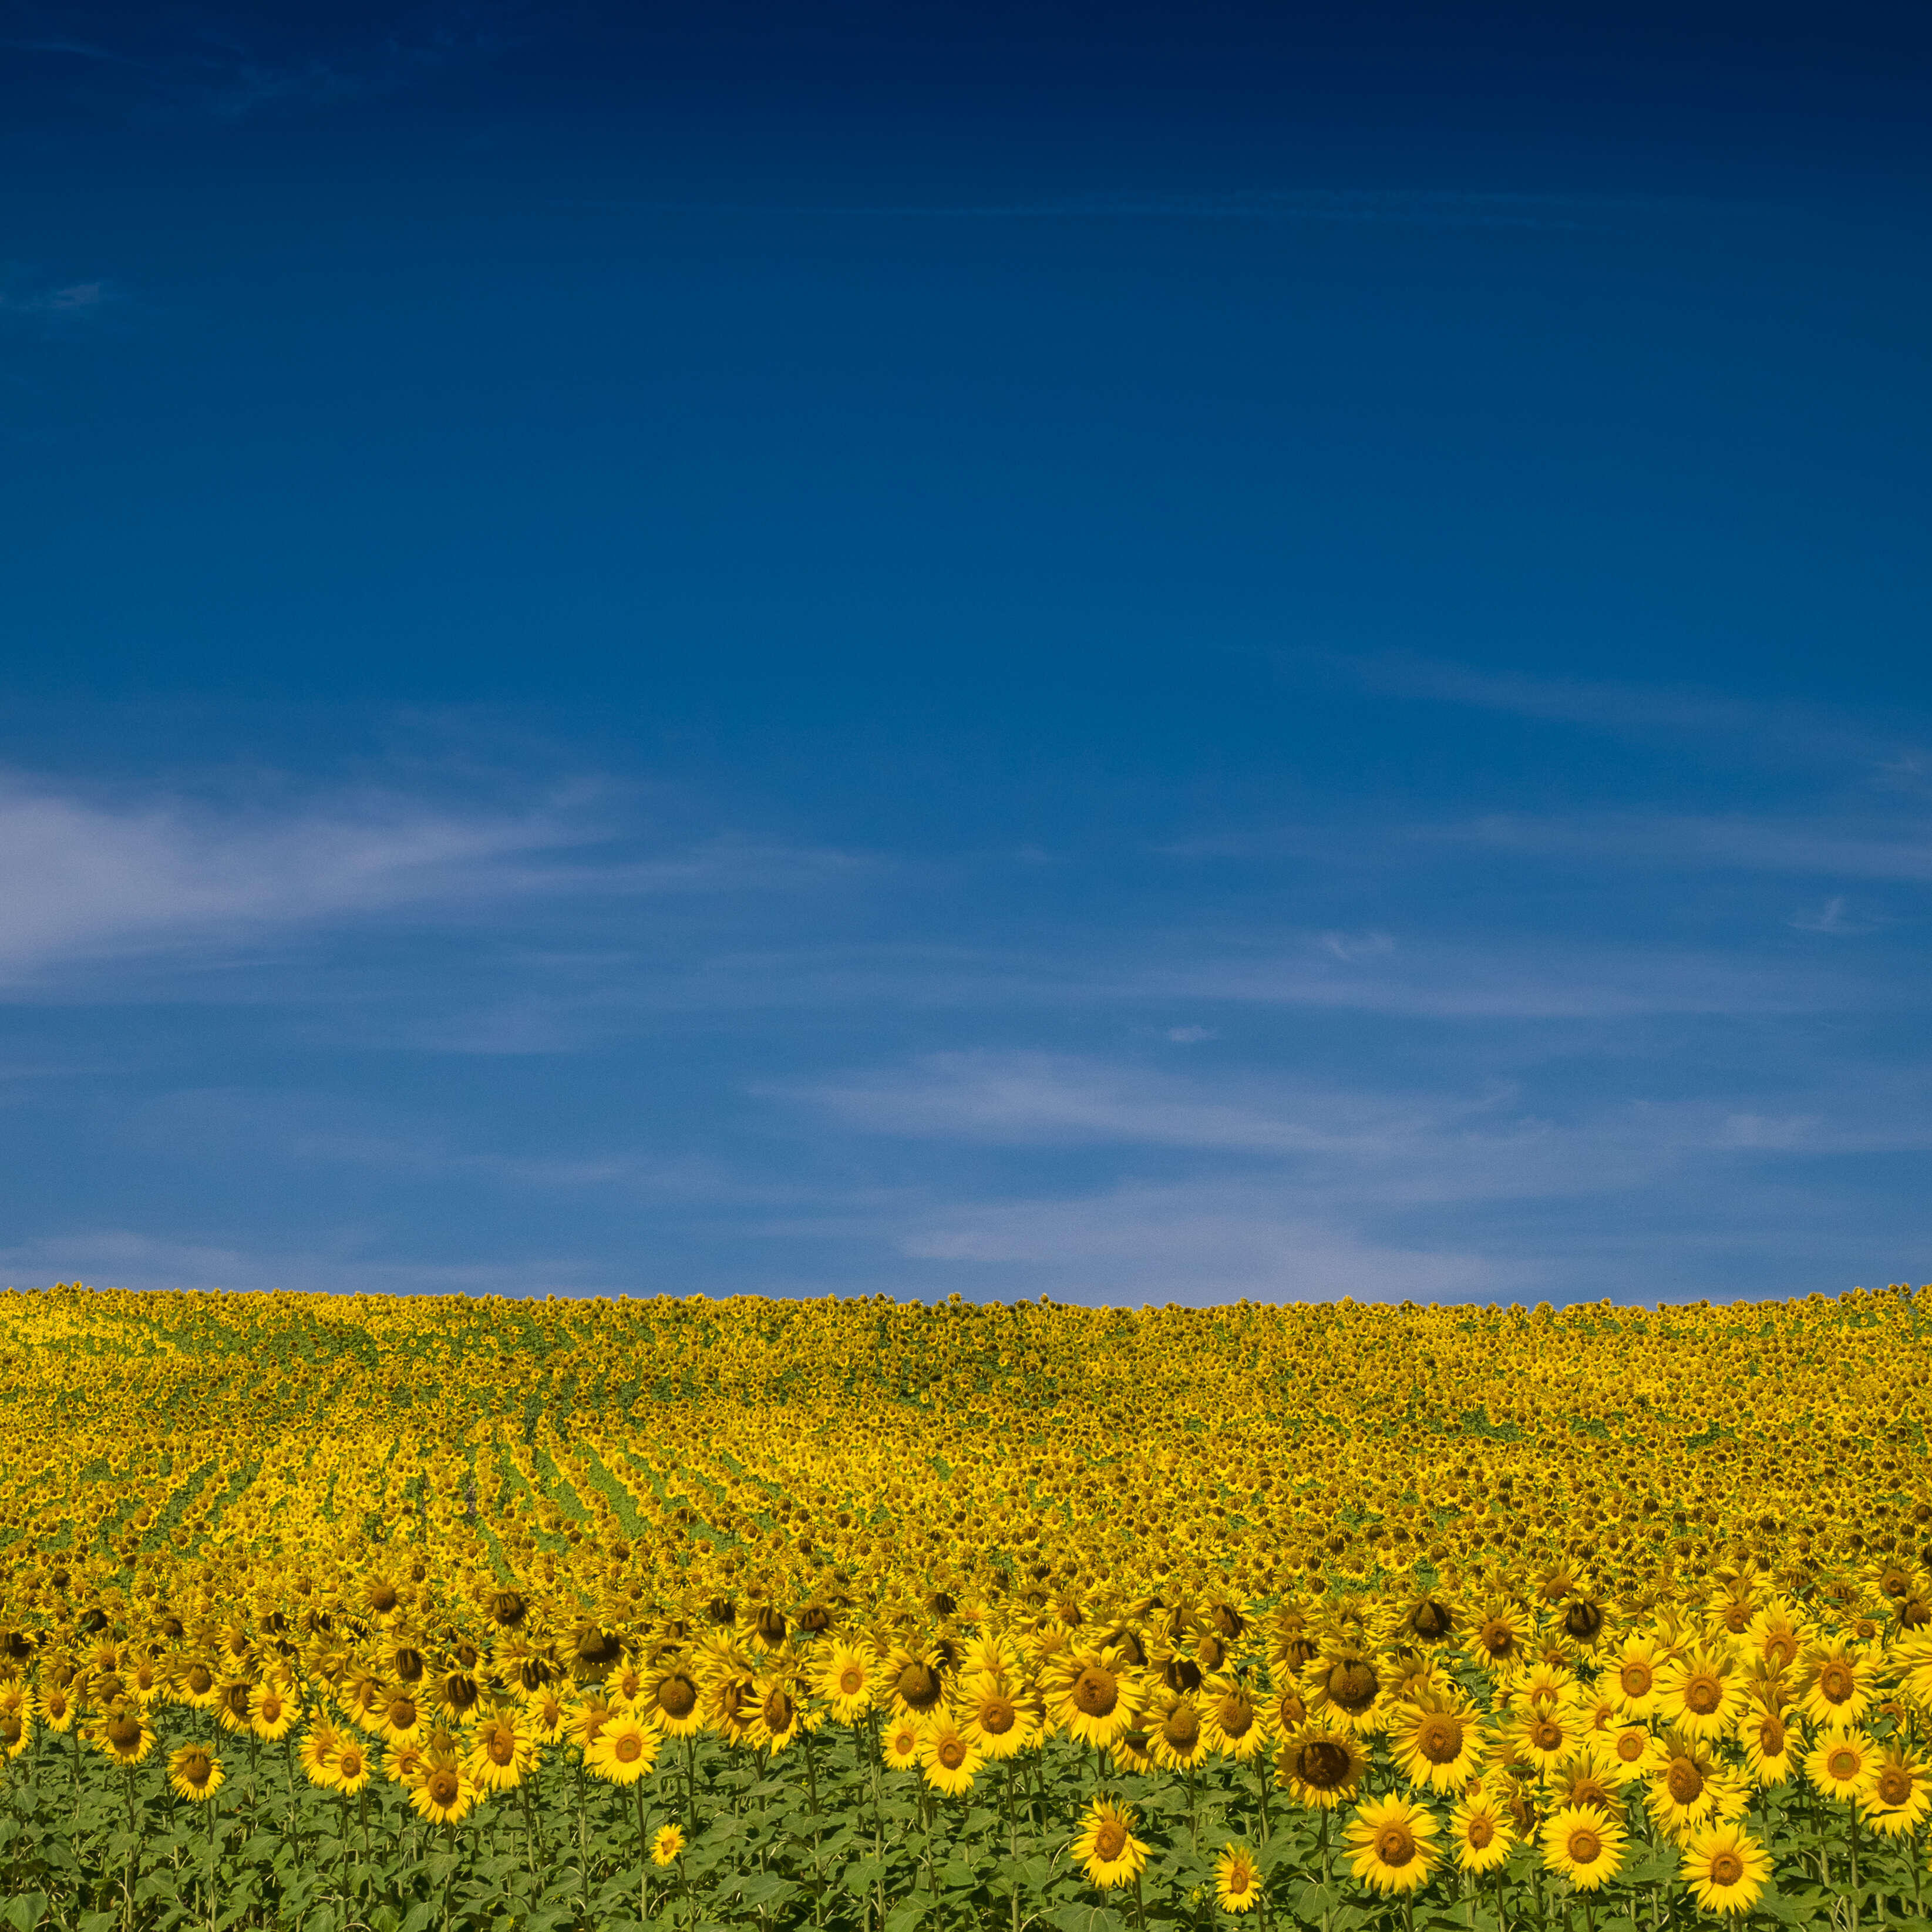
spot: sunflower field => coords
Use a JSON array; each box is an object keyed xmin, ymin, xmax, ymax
[{"xmin": 4, "ymin": 1282, "xmax": 1931, "ymax": 1932}]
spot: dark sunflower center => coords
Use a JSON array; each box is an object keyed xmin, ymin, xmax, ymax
[
  {"xmin": 764, "ymin": 1691, "xmax": 795, "ymax": 1734},
  {"xmin": 658, "ymin": 1674, "xmax": 698, "ymax": 1719},
  {"xmin": 1766, "ymin": 1634, "xmax": 1798, "ymax": 1670},
  {"xmin": 187, "ymin": 1664, "xmax": 214, "ymax": 1694},
  {"xmin": 1828, "ymin": 1749, "xmax": 1860, "ymax": 1783},
  {"xmin": 369, "ymin": 1585, "xmax": 399, "ymax": 1614},
  {"xmin": 898, "ymin": 1662, "xmax": 944, "ymax": 1711},
  {"xmin": 1417, "ymin": 1715, "xmax": 1461, "ymax": 1763},
  {"xmin": 1467, "ymin": 1815, "xmax": 1495, "ymax": 1849},
  {"xmin": 1758, "ymin": 1716, "xmax": 1786, "ymax": 1755},
  {"xmin": 1568, "ymin": 1827, "xmax": 1602, "ymax": 1864},
  {"xmin": 1711, "ymin": 1850, "xmax": 1743, "ymax": 1886},
  {"xmin": 182, "ymin": 1751, "xmax": 212, "ymax": 1785},
  {"xmin": 1684, "ymin": 1675, "xmax": 1721, "ymax": 1715},
  {"xmin": 1298, "ymin": 1741, "xmax": 1351, "ymax": 1789},
  {"xmin": 1531, "ymin": 1719, "xmax": 1563, "ymax": 1752},
  {"xmin": 1667, "ymin": 1759, "xmax": 1703, "ymax": 1804},
  {"xmin": 428, "ymin": 1768, "xmax": 459, "ymax": 1805},
  {"xmin": 106, "ymin": 1712, "xmax": 140, "ymax": 1749},
  {"xmin": 1620, "ymin": 1662, "xmax": 1652, "ymax": 1697},
  {"xmin": 340, "ymin": 1749, "xmax": 363, "ymax": 1778},
  {"xmin": 1163, "ymin": 1704, "xmax": 1200, "ymax": 1749},
  {"xmin": 1410, "ymin": 1601, "xmax": 1451, "ymax": 1638},
  {"xmin": 1820, "ymin": 1663, "xmax": 1854, "ymax": 1704},
  {"xmin": 938, "ymin": 1737, "xmax": 966, "ymax": 1770},
  {"xmin": 388, "ymin": 1697, "xmax": 417, "ymax": 1729},
  {"xmin": 487, "ymin": 1729, "xmax": 515, "ymax": 1766},
  {"xmin": 1617, "ymin": 1731, "xmax": 1646, "ymax": 1763},
  {"xmin": 1327, "ymin": 1661, "xmax": 1379, "ymax": 1712},
  {"xmin": 1877, "ymin": 1767, "xmax": 1911, "ymax": 1805},
  {"xmin": 1564, "ymin": 1601, "xmax": 1603, "ymax": 1641},
  {"xmin": 1217, "ymin": 1695, "xmax": 1254, "ymax": 1737},
  {"xmin": 839, "ymin": 1667, "xmax": 864, "ymax": 1697},
  {"xmin": 1072, "ymin": 1668, "xmax": 1119, "ymax": 1718},
  {"xmin": 1093, "ymin": 1820, "xmax": 1127, "ymax": 1862},
  {"xmin": 1374, "ymin": 1824, "xmax": 1416, "ymax": 1868},
  {"xmin": 1478, "ymin": 1621, "xmax": 1516, "ymax": 1658},
  {"xmin": 980, "ymin": 1696, "xmax": 1016, "ymax": 1735},
  {"xmin": 615, "ymin": 1733, "xmax": 642, "ymax": 1763}
]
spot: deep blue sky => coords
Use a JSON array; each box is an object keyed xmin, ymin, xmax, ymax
[{"xmin": 2, "ymin": 1, "xmax": 1928, "ymax": 1303}]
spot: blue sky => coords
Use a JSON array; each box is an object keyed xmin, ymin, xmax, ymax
[{"xmin": 2, "ymin": 1, "xmax": 1928, "ymax": 1304}]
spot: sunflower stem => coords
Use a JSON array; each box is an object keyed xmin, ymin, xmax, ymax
[{"xmin": 636, "ymin": 1769, "xmax": 648, "ymax": 1932}]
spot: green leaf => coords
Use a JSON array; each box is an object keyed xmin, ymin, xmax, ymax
[{"xmin": 1, "ymin": 1893, "xmax": 47, "ymax": 1932}]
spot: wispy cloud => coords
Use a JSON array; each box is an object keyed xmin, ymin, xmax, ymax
[
  {"xmin": 0, "ymin": 771, "xmax": 868, "ymax": 991},
  {"xmin": 1449, "ymin": 812, "xmax": 1932, "ymax": 882}
]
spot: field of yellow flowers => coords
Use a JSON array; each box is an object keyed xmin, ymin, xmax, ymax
[{"xmin": 2, "ymin": 1281, "xmax": 1930, "ymax": 1932}]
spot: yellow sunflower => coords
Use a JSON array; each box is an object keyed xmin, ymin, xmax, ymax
[
  {"xmin": 1387, "ymin": 1694, "xmax": 1487, "ymax": 1793},
  {"xmin": 958, "ymin": 1679, "xmax": 1041, "ymax": 1760},
  {"xmin": 1646, "ymin": 1736, "xmax": 1746, "ymax": 1840},
  {"xmin": 918, "ymin": 1717, "xmax": 983, "ymax": 1798},
  {"xmin": 1602, "ymin": 1723, "xmax": 1664, "ymax": 1786},
  {"xmin": 1655, "ymin": 1648, "xmax": 1742, "ymax": 1742},
  {"xmin": 587, "ymin": 1713, "xmax": 661, "ymax": 1785},
  {"xmin": 1800, "ymin": 1642, "xmax": 1877, "ymax": 1733},
  {"xmin": 1859, "ymin": 1746, "xmax": 1932, "ymax": 1837},
  {"xmin": 1277, "ymin": 1725, "xmax": 1367, "ymax": 1811},
  {"xmin": 93, "ymin": 1705, "xmax": 156, "ymax": 1768},
  {"xmin": 1806, "ymin": 1729, "xmax": 1877, "ymax": 1805},
  {"xmin": 1213, "ymin": 1843, "xmax": 1264, "ymax": 1914},
  {"xmin": 1449, "ymin": 1790, "xmax": 1515, "ymax": 1876},
  {"xmin": 248, "ymin": 1679, "xmax": 302, "ymax": 1743},
  {"xmin": 1302, "ymin": 1647, "xmax": 1386, "ymax": 1735},
  {"xmin": 1072, "ymin": 1798, "xmax": 1149, "ymax": 1891},
  {"xmin": 466, "ymin": 1709, "xmax": 537, "ymax": 1793},
  {"xmin": 1540, "ymin": 1804, "xmax": 1625, "ymax": 1891},
  {"xmin": 1678, "ymin": 1821, "xmax": 1771, "ymax": 1915},
  {"xmin": 1510, "ymin": 1696, "xmax": 1581, "ymax": 1775},
  {"xmin": 1202, "ymin": 1687, "xmax": 1269, "ymax": 1763},
  {"xmin": 331, "ymin": 1736, "xmax": 374, "ymax": 1796},
  {"xmin": 881, "ymin": 1715, "xmax": 924, "ymax": 1771},
  {"xmin": 651, "ymin": 1823, "xmax": 685, "ymax": 1866},
  {"xmin": 1150, "ymin": 1694, "xmax": 1213, "ymax": 1772},
  {"xmin": 1041, "ymin": 1645, "xmax": 1145, "ymax": 1752},
  {"xmin": 167, "ymin": 1742, "xmax": 224, "ymax": 1802},
  {"xmin": 1738, "ymin": 1704, "xmax": 1796, "ymax": 1788},
  {"xmin": 408, "ymin": 1755, "xmax": 480, "ymax": 1826},
  {"xmin": 1610, "ymin": 1634, "xmax": 1667, "ymax": 1718},
  {"xmin": 1344, "ymin": 1793, "xmax": 1439, "ymax": 1894},
  {"xmin": 814, "ymin": 1641, "xmax": 881, "ymax": 1724},
  {"xmin": 638, "ymin": 1662, "xmax": 706, "ymax": 1739}
]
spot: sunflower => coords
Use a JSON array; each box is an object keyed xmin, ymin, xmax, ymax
[
  {"xmin": 814, "ymin": 1641, "xmax": 880, "ymax": 1724},
  {"xmin": 36, "ymin": 1682, "xmax": 79, "ymax": 1735},
  {"xmin": 298, "ymin": 1716, "xmax": 344, "ymax": 1786},
  {"xmin": 881, "ymin": 1715, "xmax": 924, "ymax": 1771},
  {"xmin": 1610, "ymin": 1634, "xmax": 1667, "ymax": 1718},
  {"xmin": 566, "ymin": 1692, "xmax": 615, "ymax": 1752},
  {"xmin": 1109, "ymin": 1725, "xmax": 1156, "ymax": 1775},
  {"xmin": 1738, "ymin": 1704, "xmax": 1796, "ymax": 1788},
  {"xmin": 1201, "ymin": 1686, "xmax": 1268, "ymax": 1763},
  {"xmin": 466, "ymin": 1709, "xmax": 537, "ymax": 1793},
  {"xmin": 176, "ymin": 1659, "xmax": 222, "ymax": 1712},
  {"xmin": 1449, "ymin": 1790, "xmax": 1515, "ymax": 1876},
  {"xmin": 1042, "ymin": 1645, "xmax": 1145, "ymax": 1752},
  {"xmin": 1800, "ymin": 1642, "xmax": 1877, "ymax": 1732},
  {"xmin": 167, "ymin": 1742, "xmax": 224, "ymax": 1802},
  {"xmin": 248, "ymin": 1679, "xmax": 302, "ymax": 1743},
  {"xmin": 1345, "ymin": 1793, "xmax": 1439, "ymax": 1894},
  {"xmin": 520, "ymin": 1685, "xmax": 568, "ymax": 1745},
  {"xmin": 1806, "ymin": 1729, "xmax": 1877, "ymax": 1805},
  {"xmin": 1387, "ymin": 1694, "xmax": 1486, "ymax": 1793},
  {"xmin": 587, "ymin": 1713, "xmax": 661, "ymax": 1785},
  {"xmin": 1150, "ymin": 1694, "xmax": 1213, "ymax": 1772},
  {"xmin": 1072, "ymin": 1798, "xmax": 1149, "ymax": 1890},
  {"xmin": 1678, "ymin": 1821, "xmax": 1771, "ymax": 1915},
  {"xmin": 1743, "ymin": 1601, "xmax": 1809, "ymax": 1678},
  {"xmin": 1549, "ymin": 1753, "xmax": 1621, "ymax": 1814},
  {"xmin": 373, "ymin": 1690, "xmax": 426, "ymax": 1747},
  {"xmin": 1469, "ymin": 1604, "xmax": 1532, "ymax": 1674},
  {"xmin": 0, "ymin": 1709, "xmax": 29, "ymax": 1762},
  {"xmin": 331, "ymin": 1736, "xmax": 374, "ymax": 1796},
  {"xmin": 1647, "ymin": 1736, "xmax": 1745, "ymax": 1840},
  {"xmin": 1510, "ymin": 1697, "xmax": 1581, "ymax": 1775},
  {"xmin": 651, "ymin": 1823, "xmax": 685, "ymax": 1866},
  {"xmin": 638, "ymin": 1662, "xmax": 705, "ymax": 1739},
  {"xmin": 93, "ymin": 1705, "xmax": 156, "ymax": 1767},
  {"xmin": 1277, "ymin": 1725, "xmax": 1367, "ymax": 1810},
  {"xmin": 1302, "ymin": 1647, "xmax": 1385, "ymax": 1735},
  {"xmin": 1858, "ymin": 1746, "xmax": 1932, "ymax": 1837},
  {"xmin": 1540, "ymin": 1803, "xmax": 1624, "ymax": 1891},
  {"xmin": 918, "ymin": 1716, "xmax": 982, "ymax": 1797},
  {"xmin": 1213, "ymin": 1843, "xmax": 1264, "ymax": 1914},
  {"xmin": 408, "ymin": 1755, "xmax": 480, "ymax": 1826},
  {"xmin": 960, "ymin": 1679, "xmax": 1041, "ymax": 1759},
  {"xmin": 1602, "ymin": 1723, "xmax": 1663, "ymax": 1786},
  {"xmin": 1655, "ymin": 1648, "xmax": 1743, "ymax": 1742},
  {"xmin": 214, "ymin": 1678, "xmax": 256, "ymax": 1735},
  {"xmin": 749, "ymin": 1678, "xmax": 809, "ymax": 1755},
  {"xmin": 884, "ymin": 1648, "xmax": 952, "ymax": 1725}
]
